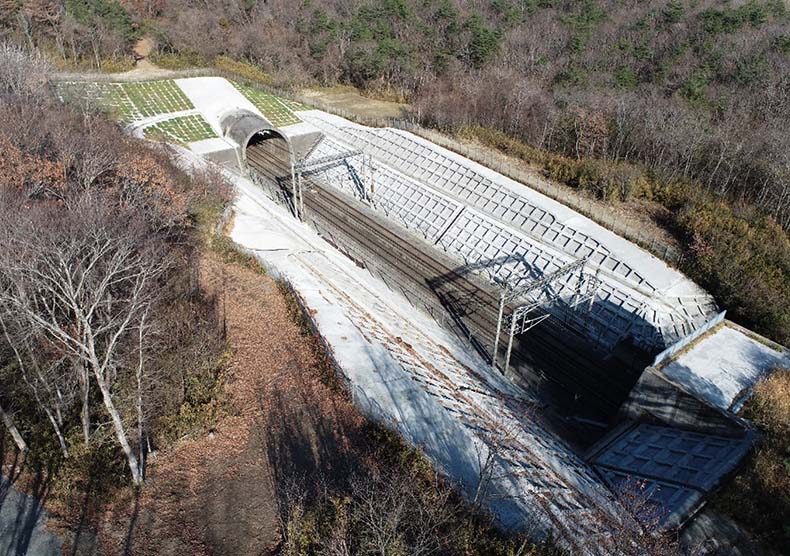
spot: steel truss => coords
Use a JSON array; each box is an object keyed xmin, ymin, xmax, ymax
[
  {"xmin": 492, "ymin": 257, "xmax": 599, "ymax": 375},
  {"xmin": 292, "ymin": 148, "xmax": 370, "ymax": 219}
]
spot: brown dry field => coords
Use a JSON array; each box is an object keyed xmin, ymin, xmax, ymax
[{"xmin": 300, "ymin": 86, "xmax": 408, "ymax": 120}]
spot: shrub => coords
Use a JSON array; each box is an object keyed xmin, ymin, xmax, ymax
[
  {"xmin": 214, "ymin": 56, "xmax": 273, "ymax": 85},
  {"xmin": 99, "ymin": 56, "xmax": 135, "ymax": 73},
  {"xmin": 575, "ymin": 159, "xmax": 644, "ymax": 202},
  {"xmin": 459, "ymin": 125, "xmax": 544, "ymax": 165},
  {"xmin": 715, "ymin": 369, "xmax": 790, "ymax": 553},
  {"xmin": 773, "ymin": 34, "xmax": 790, "ymax": 53},
  {"xmin": 543, "ymin": 153, "xmax": 581, "ymax": 185},
  {"xmin": 663, "ymin": 1, "xmax": 685, "ymax": 25},
  {"xmin": 678, "ymin": 202, "xmax": 790, "ymax": 346},
  {"xmin": 748, "ymin": 369, "xmax": 790, "ymax": 444},
  {"xmin": 148, "ymin": 51, "xmax": 208, "ymax": 70},
  {"xmin": 614, "ymin": 64, "xmax": 638, "ymax": 89}
]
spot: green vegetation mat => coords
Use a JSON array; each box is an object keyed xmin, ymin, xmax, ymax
[
  {"xmin": 56, "ymin": 80, "xmax": 194, "ymax": 123},
  {"xmin": 230, "ymin": 81, "xmax": 306, "ymax": 127},
  {"xmin": 56, "ymin": 79, "xmax": 307, "ymax": 131},
  {"xmin": 143, "ymin": 115, "xmax": 217, "ymax": 144}
]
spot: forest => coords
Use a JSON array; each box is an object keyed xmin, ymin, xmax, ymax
[
  {"xmin": 0, "ymin": 2, "xmax": 789, "ymax": 554},
  {"xmin": 0, "ymin": 42, "xmax": 230, "ymax": 483},
  {"xmin": 1, "ymin": 0, "xmax": 788, "ymax": 346}
]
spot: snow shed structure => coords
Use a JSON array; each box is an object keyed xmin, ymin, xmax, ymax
[
  {"xmin": 291, "ymin": 111, "xmax": 719, "ymax": 355},
  {"xmin": 622, "ymin": 319, "xmax": 790, "ymax": 434}
]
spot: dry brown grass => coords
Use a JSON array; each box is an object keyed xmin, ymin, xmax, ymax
[
  {"xmin": 714, "ymin": 368, "xmax": 790, "ymax": 554},
  {"xmin": 748, "ymin": 369, "xmax": 790, "ymax": 442}
]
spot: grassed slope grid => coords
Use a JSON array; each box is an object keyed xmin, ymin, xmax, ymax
[
  {"xmin": 56, "ymin": 81, "xmax": 139, "ymax": 122},
  {"xmin": 122, "ymin": 80, "xmax": 193, "ymax": 117},
  {"xmin": 144, "ymin": 115, "xmax": 217, "ymax": 144},
  {"xmin": 230, "ymin": 82, "xmax": 304, "ymax": 127},
  {"xmin": 56, "ymin": 80, "xmax": 194, "ymax": 123},
  {"xmin": 279, "ymin": 96, "xmax": 310, "ymax": 112}
]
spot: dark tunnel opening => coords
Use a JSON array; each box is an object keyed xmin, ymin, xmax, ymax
[{"xmin": 245, "ymin": 130, "xmax": 292, "ymax": 183}]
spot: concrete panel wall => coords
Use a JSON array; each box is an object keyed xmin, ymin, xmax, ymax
[
  {"xmin": 653, "ymin": 311, "xmax": 727, "ymax": 367},
  {"xmin": 620, "ymin": 368, "xmax": 743, "ymax": 436}
]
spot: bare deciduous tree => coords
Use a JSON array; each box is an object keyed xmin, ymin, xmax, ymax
[
  {"xmin": 0, "ymin": 316, "xmax": 74, "ymax": 457},
  {"xmin": 0, "ymin": 193, "xmax": 169, "ymax": 484},
  {"xmin": 0, "ymin": 401, "xmax": 27, "ymax": 452},
  {"xmin": 0, "ymin": 42, "xmax": 50, "ymax": 99}
]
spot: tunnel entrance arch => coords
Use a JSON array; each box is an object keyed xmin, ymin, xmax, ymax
[
  {"xmin": 219, "ymin": 108, "xmax": 292, "ymax": 171},
  {"xmin": 220, "ymin": 109, "xmax": 298, "ymax": 214}
]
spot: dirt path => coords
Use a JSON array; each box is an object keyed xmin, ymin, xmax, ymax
[
  {"xmin": 89, "ymin": 250, "xmax": 366, "ymax": 556},
  {"xmin": 132, "ymin": 37, "xmax": 158, "ymax": 73},
  {"xmin": 105, "ymin": 36, "xmax": 174, "ymax": 80}
]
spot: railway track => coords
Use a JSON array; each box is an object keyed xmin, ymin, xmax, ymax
[
  {"xmin": 304, "ymin": 181, "xmax": 641, "ymax": 419},
  {"xmin": 246, "ymin": 144, "xmax": 645, "ymax": 424}
]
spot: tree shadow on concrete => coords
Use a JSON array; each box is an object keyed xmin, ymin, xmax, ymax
[
  {"xmin": 0, "ymin": 451, "xmax": 59, "ymax": 556},
  {"xmin": 122, "ymin": 489, "xmax": 140, "ymax": 556},
  {"xmin": 0, "ymin": 434, "xmax": 26, "ymax": 500}
]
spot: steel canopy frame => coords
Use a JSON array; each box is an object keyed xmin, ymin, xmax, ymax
[
  {"xmin": 492, "ymin": 257, "xmax": 599, "ymax": 375},
  {"xmin": 293, "ymin": 148, "xmax": 369, "ymax": 219}
]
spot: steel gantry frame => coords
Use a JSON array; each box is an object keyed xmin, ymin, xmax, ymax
[
  {"xmin": 292, "ymin": 149, "xmax": 370, "ymax": 219},
  {"xmin": 492, "ymin": 257, "xmax": 599, "ymax": 375}
]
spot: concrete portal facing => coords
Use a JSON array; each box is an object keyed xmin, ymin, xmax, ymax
[
  {"xmin": 221, "ymin": 108, "xmax": 280, "ymax": 161},
  {"xmin": 219, "ymin": 108, "xmax": 321, "ymax": 164},
  {"xmin": 165, "ymin": 77, "xmax": 322, "ymax": 174}
]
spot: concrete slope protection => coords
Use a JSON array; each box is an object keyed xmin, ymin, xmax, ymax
[{"xmin": 297, "ymin": 110, "xmax": 718, "ymax": 354}]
